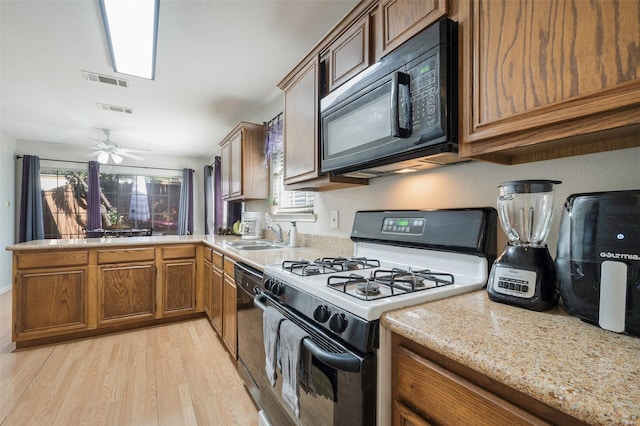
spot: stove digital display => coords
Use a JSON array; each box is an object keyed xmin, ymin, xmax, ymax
[{"xmin": 382, "ymin": 217, "xmax": 425, "ymax": 235}]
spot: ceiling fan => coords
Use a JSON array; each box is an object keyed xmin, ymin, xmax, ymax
[{"xmin": 87, "ymin": 129, "xmax": 150, "ymax": 164}]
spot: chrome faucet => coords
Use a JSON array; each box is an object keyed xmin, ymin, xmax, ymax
[{"xmin": 268, "ymin": 224, "xmax": 284, "ymax": 243}]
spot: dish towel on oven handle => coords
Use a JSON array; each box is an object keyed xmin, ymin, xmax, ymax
[
  {"xmin": 263, "ymin": 306, "xmax": 286, "ymax": 386},
  {"xmin": 279, "ymin": 319, "xmax": 309, "ymax": 418}
]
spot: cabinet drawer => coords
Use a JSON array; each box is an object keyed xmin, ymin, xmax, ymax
[
  {"xmin": 16, "ymin": 250, "xmax": 88, "ymax": 269},
  {"xmin": 162, "ymin": 245, "xmax": 196, "ymax": 260},
  {"xmin": 203, "ymin": 246, "xmax": 213, "ymax": 263},
  {"xmin": 223, "ymin": 258, "xmax": 236, "ymax": 276},
  {"xmin": 97, "ymin": 247, "xmax": 155, "ymax": 264},
  {"xmin": 213, "ymin": 251, "xmax": 223, "ymax": 269},
  {"xmin": 396, "ymin": 346, "xmax": 546, "ymax": 425}
]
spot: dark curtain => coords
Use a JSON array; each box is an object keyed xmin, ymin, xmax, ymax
[
  {"xmin": 86, "ymin": 161, "xmax": 101, "ymax": 237},
  {"xmin": 213, "ymin": 157, "xmax": 223, "ymax": 231},
  {"xmin": 178, "ymin": 168, "xmax": 194, "ymax": 235},
  {"xmin": 203, "ymin": 164, "xmax": 213, "ymax": 234},
  {"xmin": 227, "ymin": 201, "xmax": 242, "ymax": 228},
  {"xmin": 19, "ymin": 155, "xmax": 45, "ymax": 242}
]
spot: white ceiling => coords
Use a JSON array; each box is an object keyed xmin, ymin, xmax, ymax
[{"xmin": 0, "ymin": 0, "xmax": 358, "ymax": 159}]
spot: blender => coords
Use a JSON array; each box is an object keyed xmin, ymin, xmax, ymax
[{"xmin": 487, "ymin": 180, "xmax": 561, "ymax": 311}]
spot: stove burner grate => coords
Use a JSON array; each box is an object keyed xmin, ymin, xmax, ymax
[
  {"xmin": 282, "ymin": 257, "xmax": 380, "ymax": 276},
  {"xmin": 327, "ymin": 268, "xmax": 455, "ymax": 300}
]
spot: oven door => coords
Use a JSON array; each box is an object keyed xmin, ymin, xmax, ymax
[{"xmin": 254, "ymin": 293, "xmax": 376, "ymax": 426}]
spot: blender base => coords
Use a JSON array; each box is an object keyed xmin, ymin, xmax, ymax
[{"xmin": 487, "ymin": 245, "xmax": 559, "ymax": 311}]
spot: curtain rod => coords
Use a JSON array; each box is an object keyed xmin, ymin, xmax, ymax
[{"xmin": 15, "ymin": 155, "xmax": 194, "ymax": 173}]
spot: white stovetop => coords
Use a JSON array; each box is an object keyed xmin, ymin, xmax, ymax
[{"xmin": 264, "ymin": 244, "xmax": 489, "ymax": 321}]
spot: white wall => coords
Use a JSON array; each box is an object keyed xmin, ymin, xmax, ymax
[
  {"xmin": 14, "ymin": 139, "xmax": 210, "ymax": 234},
  {"xmin": 307, "ymin": 146, "xmax": 640, "ymax": 256},
  {"xmin": 1, "ymin": 131, "xmax": 17, "ymax": 293}
]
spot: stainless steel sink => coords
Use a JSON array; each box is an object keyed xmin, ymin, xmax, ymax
[{"xmin": 224, "ymin": 240, "xmax": 288, "ymax": 251}]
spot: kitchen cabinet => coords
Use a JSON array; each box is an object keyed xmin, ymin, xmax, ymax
[
  {"xmin": 161, "ymin": 245, "xmax": 197, "ymax": 316},
  {"xmin": 391, "ymin": 333, "xmax": 582, "ymax": 425},
  {"xmin": 222, "ymin": 257, "xmax": 237, "ymax": 359},
  {"xmin": 211, "ymin": 250, "xmax": 224, "ymax": 335},
  {"xmin": 97, "ymin": 247, "xmax": 156, "ymax": 326},
  {"xmin": 280, "ymin": 57, "xmax": 369, "ymax": 191},
  {"xmin": 202, "ymin": 247, "xmax": 213, "ymax": 320},
  {"xmin": 458, "ymin": 0, "xmax": 640, "ymax": 164},
  {"xmin": 323, "ymin": 14, "xmax": 371, "ymax": 93},
  {"xmin": 12, "ymin": 250, "xmax": 89, "ymax": 342},
  {"xmin": 219, "ymin": 121, "xmax": 269, "ymax": 201},
  {"xmin": 375, "ymin": 0, "xmax": 447, "ymax": 60}
]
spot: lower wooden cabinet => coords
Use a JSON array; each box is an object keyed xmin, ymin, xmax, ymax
[
  {"xmin": 202, "ymin": 255, "xmax": 213, "ymax": 319},
  {"xmin": 161, "ymin": 245, "xmax": 197, "ymax": 316},
  {"xmin": 14, "ymin": 266, "xmax": 89, "ymax": 340},
  {"xmin": 211, "ymin": 251, "xmax": 224, "ymax": 335},
  {"xmin": 392, "ymin": 334, "xmax": 580, "ymax": 425},
  {"xmin": 98, "ymin": 262, "xmax": 156, "ymax": 325},
  {"xmin": 222, "ymin": 258, "xmax": 237, "ymax": 359}
]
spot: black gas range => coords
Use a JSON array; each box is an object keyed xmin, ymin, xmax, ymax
[{"xmin": 247, "ymin": 209, "xmax": 497, "ymax": 426}]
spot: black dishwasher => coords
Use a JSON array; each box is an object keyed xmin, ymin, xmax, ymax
[{"xmin": 235, "ymin": 262, "xmax": 264, "ymax": 409}]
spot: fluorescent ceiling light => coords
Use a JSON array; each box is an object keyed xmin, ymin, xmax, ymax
[{"xmin": 99, "ymin": 0, "xmax": 160, "ymax": 80}]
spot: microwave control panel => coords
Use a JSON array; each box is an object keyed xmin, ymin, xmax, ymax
[{"xmin": 408, "ymin": 53, "xmax": 440, "ymax": 133}]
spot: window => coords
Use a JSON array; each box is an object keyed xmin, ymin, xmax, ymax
[
  {"xmin": 265, "ymin": 113, "xmax": 314, "ymax": 216},
  {"xmin": 40, "ymin": 168, "xmax": 181, "ymax": 238},
  {"xmin": 270, "ymin": 149, "xmax": 314, "ymax": 214}
]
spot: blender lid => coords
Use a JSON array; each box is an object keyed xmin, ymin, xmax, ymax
[{"xmin": 499, "ymin": 179, "xmax": 562, "ymax": 194}]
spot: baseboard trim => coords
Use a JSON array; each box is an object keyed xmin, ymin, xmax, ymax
[{"xmin": 0, "ymin": 284, "xmax": 11, "ymax": 295}]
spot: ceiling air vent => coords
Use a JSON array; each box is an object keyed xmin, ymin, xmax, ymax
[
  {"xmin": 82, "ymin": 70, "xmax": 128, "ymax": 88},
  {"xmin": 97, "ymin": 103, "xmax": 133, "ymax": 114}
]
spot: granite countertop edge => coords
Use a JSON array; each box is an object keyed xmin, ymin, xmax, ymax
[{"xmin": 381, "ymin": 291, "xmax": 640, "ymax": 426}]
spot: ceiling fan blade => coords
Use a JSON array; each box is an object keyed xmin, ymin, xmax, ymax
[
  {"xmin": 117, "ymin": 151, "xmax": 145, "ymax": 161},
  {"xmin": 120, "ymin": 147, "xmax": 153, "ymax": 154}
]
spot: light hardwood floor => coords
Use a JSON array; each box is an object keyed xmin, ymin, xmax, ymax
[{"xmin": 0, "ymin": 291, "xmax": 258, "ymax": 425}]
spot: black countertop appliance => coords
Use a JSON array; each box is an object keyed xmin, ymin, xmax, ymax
[{"xmin": 556, "ymin": 190, "xmax": 640, "ymax": 336}]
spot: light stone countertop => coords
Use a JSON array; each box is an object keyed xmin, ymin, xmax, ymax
[
  {"xmin": 381, "ymin": 290, "xmax": 640, "ymax": 425},
  {"xmin": 5, "ymin": 233, "xmax": 355, "ymax": 272}
]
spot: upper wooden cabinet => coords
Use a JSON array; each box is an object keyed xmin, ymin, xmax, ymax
[
  {"xmin": 219, "ymin": 121, "xmax": 269, "ymax": 201},
  {"xmin": 459, "ymin": 0, "xmax": 640, "ymax": 164},
  {"xmin": 375, "ymin": 0, "xmax": 447, "ymax": 60},
  {"xmin": 324, "ymin": 14, "xmax": 371, "ymax": 93}
]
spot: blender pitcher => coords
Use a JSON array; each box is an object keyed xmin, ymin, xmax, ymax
[{"xmin": 488, "ymin": 180, "xmax": 561, "ymax": 311}]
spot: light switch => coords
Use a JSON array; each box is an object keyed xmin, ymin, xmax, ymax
[{"xmin": 330, "ymin": 210, "xmax": 339, "ymax": 229}]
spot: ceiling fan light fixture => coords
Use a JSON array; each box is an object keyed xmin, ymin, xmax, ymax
[
  {"xmin": 111, "ymin": 153, "xmax": 123, "ymax": 164},
  {"xmin": 99, "ymin": 0, "xmax": 160, "ymax": 80},
  {"xmin": 97, "ymin": 152, "xmax": 110, "ymax": 164}
]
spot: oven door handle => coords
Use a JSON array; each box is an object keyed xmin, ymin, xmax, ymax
[{"xmin": 254, "ymin": 293, "xmax": 362, "ymax": 373}]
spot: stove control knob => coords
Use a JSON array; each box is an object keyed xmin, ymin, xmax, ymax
[
  {"xmin": 263, "ymin": 278, "xmax": 274, "ymax": 292},
  {"xmin": 329, "ymin": 313, "xmax": 348, "ymax": 333},
  {"xmin": 271, "ymin": 281, "xmax": 284, "ymax": 296},
  {"xmin": 313, "ymin": 305, "xmax": 331, "ymax": 323}
]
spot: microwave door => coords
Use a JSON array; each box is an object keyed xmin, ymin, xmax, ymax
[{"xmin": 321, "ymin": 72, "xmax": 411, "ymax": 173}]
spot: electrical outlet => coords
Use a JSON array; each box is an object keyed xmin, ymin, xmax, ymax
[{"xmin": 330, "ymin": 210, "xmax": 339, "ymax": 229}]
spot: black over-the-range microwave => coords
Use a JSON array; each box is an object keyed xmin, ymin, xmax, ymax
[{"xmin": 320, "ymin": 18, "xmax": 462, "ymax": 178}]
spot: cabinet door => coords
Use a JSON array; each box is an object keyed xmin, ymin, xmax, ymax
[
  {"xmin": 221, "ymin": 142, "xmax": 231, "ymax": 198},
  {"xmin": 203, "ymin": 259, "xmax": 213, "ymax": 320},
  {"xmin": 283, "ymin": 58, "xmax": 319, "ymax": 184},
  {"xmin": 211, "ymin": 263, "xmax": 224, "ymax": 335},
  {"xmin": 163, "ymin": 259, "xmax": 196, "ymax": 315},
  {"xmin": 98, "ymin": 262, "xmax": 156, "ymax": 325},
  {"xmin": 377, "ymin": 0, "xmax": 446, "ymax": 59},
  {"xmin": 229, "ymin": 131, "xmax": 243, "ymax": 197},
  {"xmin": 394, "ymin": 345, "xmax": 546, "ymax": 425},
  {"xmin": 460, "ymin": 0, "xmax": 640, "ymax": 163},
  {"xmin": 14, "ymin": 267, "xmax": 89, "ymax": 340},
  {"xmin": 327, "ymin": 14, "xmax": 370, "ymax": 92},
  {"xmin": 223, "ymin": 274, "xmax": 237, "ymax": 359}
]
